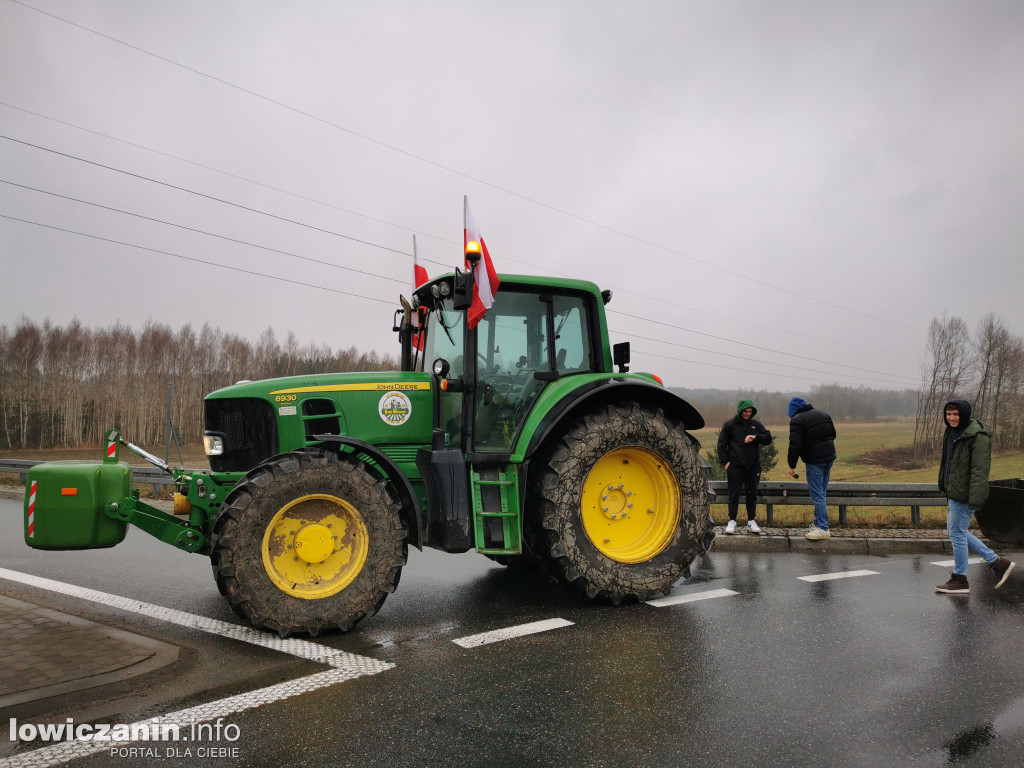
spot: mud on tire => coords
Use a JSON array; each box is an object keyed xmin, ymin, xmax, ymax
[
  {"xmin": 210, "ymin": 450, "xmax": 407, "ymax": 637},
  {"xmin": 527, "ymin": 402, "xmax": 711, "ymax": 603}
]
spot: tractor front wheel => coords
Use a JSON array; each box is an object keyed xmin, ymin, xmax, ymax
[
  {"xmin": 528, "ymin": 402, "xmax": 711, "ymax": 603},
  {"xmin": 210, "ymin": 451, "xmax": 406, "ymax": 637}
]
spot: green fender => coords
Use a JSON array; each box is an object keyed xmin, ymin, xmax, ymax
[{"xmin": 511, "ymin": 374, "xmax": 705, "ymax": 463}]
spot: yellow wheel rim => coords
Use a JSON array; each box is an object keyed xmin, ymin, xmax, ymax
[
  {"xmin": 261, "ymin": 494, "xmax": 369, "ymax": 599},
  {"xmin": 581, "ymin": 447, "xmax": 680, "ymax": 563}
]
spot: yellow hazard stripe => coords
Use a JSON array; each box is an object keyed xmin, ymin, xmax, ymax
[{"xmin": 269, "ymin": 382, "xmax": 431, "ymax": 395}]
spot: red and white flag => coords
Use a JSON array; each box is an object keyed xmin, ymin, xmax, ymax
[
  {"xmin": 411, "ymin": 235, "xmax": 429, "ymax": 350},
  {"xmin": 412, "ymin": 234, "xmax": 429, "ymax": 294},
  {"xmin": 464, "ymin": 195, "xmax": 500, "ymax": 329}
]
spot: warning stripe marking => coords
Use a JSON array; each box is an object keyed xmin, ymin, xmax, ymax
[
  {"xmin": 798, "ymin": 569, "xmax": 880, "ymax": 582},
  {"xmin": 646, "ymin": 588, "xmax": 739, "ymax": 607},
  {"xmin": 27, "ymin": 481, "xmax": 36, "ymax": 538},
  {"xmin": 453, "ymin": 618, "xmax": 573, "ymax": 648}
]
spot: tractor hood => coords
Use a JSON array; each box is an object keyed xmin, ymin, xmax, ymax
[{"xmin": 203, "ymin": 370, "xmax": 433, "ymax": 473}]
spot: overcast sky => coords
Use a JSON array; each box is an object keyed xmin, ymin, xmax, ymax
[{"xmin": 2, "ymin": 0, "xmax": 1022, "ymax": 393}]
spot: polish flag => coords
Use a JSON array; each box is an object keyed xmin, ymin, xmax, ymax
[
  {"xmin": 464, "ymin": 196, "xmax": 500, "ymax": 329},
  {"xmin": 412, "ymin": 235, "xmax": 429, "ymax": 294},
  {"xmin": 411, "ymin": 235, "xmax": 428, "ymax": 350}
]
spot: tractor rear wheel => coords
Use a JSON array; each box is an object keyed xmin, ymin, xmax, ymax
[
  {"xmin": 210, "ymin": 451, "xmax": 406, "ymax": 637},
  {"xmin": 527, "ymin": 402, "xmax": 711, "ymax": 603}
]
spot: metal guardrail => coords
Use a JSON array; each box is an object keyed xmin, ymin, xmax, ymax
[
  {"xmin": 709, "ymin": 480, "xmax": 945, "ymax": 525},
  {"xmin": 1, "ymin": 459, "xmax": 946, "ymax": 524},
  {"xmin": 0, "ymin": 459, "xmax": 199, "ymax": 495}
]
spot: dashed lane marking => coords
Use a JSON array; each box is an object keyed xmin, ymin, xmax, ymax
[
  {"xmin": 453, "ymin": 618, "xmax": 573, "ymax": 648},
  {"xmin": 646, "ymin": 588, "xmax": 739, "ymax": 607},
  {"xmin": 930, "ymin": 557, "xmax": 985, "ymax": 567},
  {"xmin": 798, "ymin": 569, "xmax": 880, "ymax": 583}
]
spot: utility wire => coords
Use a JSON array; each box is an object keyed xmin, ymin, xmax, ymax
[
  {"xmin": 1, "ymin": 102, "xmax": 911, "ymax": 358},
  {"xmin": 1, "ymin": 210, "xmax": 912, "ymax": 389},
  {"xmin": 0, "ymin": 178, "xmax": 407, "ymax": 287},
  {"xmin": 0, "ymin": 213, "xmax": 396, "ymax": 307},
  {"xmin": 6, "ymin": 0, "xmax": 925, "ymax": 334},
  {"xmin": 634, "ymin": 349, "xmax": 912, "ymax": 389},
  {"xmin": 607, "ymin": 308, "xmax": 918, "ymax": 382},
  {"xmin": 0, "ymin": 134, "xmax": 454, "ymax": 268},
  {"xmin": 619, "ymin": 330, "xmax": 913, "ymax": 386},
  {"xmin": 0, "ymin": 100, "xmax": 458, "ymax": 248}
]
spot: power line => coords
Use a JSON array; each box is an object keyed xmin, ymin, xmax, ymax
[
  {"xmin": 634, "ymin": 349, "xmax": 914, "ymax": 390},
  {"xmin": 0, "ymin": 139, "xmax": 915, "ymax": 382},
  {"xmin": 0, "ymin": 134, "xmax": 453, "ymax": 264},
  {"xmin": 0, "ymin": 213, "xmax": 397, "ymax": 307},
  {"xmin": 0, "ymin": 178, "xmax": 407, "ymax": 288},
  {"xmin": 1, "ymin": 102, "xmax": 911, "ymax": 359},
  {"xmin": 619, "ymin": 330, "xmax": 913, "ymax": 386},
  {"xmin": 6, "ymin": 0, "xmax": 925, "ymax": 334},
  {"xmin": 0, "ymin": 100, "xmax": 459, "ymax": 249},
  {"xmin": 608, "ymin": 308, "xmax": 918, "ymax": 382}
]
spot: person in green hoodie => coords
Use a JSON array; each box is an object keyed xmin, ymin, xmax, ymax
[
  {"xmin": 717, "ymin": 399, "xmax": 773, "ymax": 534},
  {"xmin": 935, "ymin": 399, "xmax": 1016, "ymax": 594}
]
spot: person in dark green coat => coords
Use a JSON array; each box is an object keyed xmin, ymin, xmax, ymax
[{"xmin": 935, "ymin": 399, "xmax": 1016, "ymax": 594}]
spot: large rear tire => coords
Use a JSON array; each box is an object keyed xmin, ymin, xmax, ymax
[
  {"xmin": 527, "ymin": 402, "xmax": 711, "ymax": 603},
  {"xmin": 210, "ymin": 451, "xmax": 407, "ymax": 637}
]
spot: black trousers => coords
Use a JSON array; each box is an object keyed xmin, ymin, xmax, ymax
[{"xmin": 726, "ymin": 463, "xmax": 761, "ymax": 520}]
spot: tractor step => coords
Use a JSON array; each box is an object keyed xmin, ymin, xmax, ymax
[{"xmin": 470, "ymin": 465, "xmax": 521, "ymax": 555}]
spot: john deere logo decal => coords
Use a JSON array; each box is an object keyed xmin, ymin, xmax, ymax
[{"xmin": 378, "ymin": 391, "xmax": 412, "ymax": 426}]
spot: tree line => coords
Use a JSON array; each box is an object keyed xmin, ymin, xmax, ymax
[
  {"xmin": 4, "ymin": 313, "xmax": 1021, "ymax": 456},
  {"xmin": 674, "ymin": 385, "xmax": 919, "ymax": 428},
  {"xmin": 0, "ymin": 317, "xmax": 398, "ymax": 450},
  {"xmin": 914, "ymin": 313, "xmax": 1024, "ymax": 457}
]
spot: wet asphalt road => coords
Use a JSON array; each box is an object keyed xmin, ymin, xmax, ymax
[{"xmin": 1, "ymin": 496, "xmax": 1023, "ymax": 768}]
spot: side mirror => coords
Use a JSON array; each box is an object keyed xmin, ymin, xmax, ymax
[
  {"xmin": 452, "ymin": 268, "xmax": 474, "ymax": 311},
  {"xmin": 613, "ymin": 342, "xmax": 630, "ymax": 373}
]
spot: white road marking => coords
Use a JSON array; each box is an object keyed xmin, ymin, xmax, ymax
[
  {"xmin": 0, "ymin": 669, "xmax": 352, "ymax": 768},
  {"xmin": 0, "ymin": 567, "xmax": 395, "ymax": 767},
  {"xmin": 798, "ymin": 569, "xmax": 880, "ymax": 582},
  {"xmin": 646, "ymin": 588, "xmax": 739, "ymax": 607},
  {"xmin": 0, "ymin": 567, "xmax": 391, "ymax": 673},
  {"xmin": 930, "ymin": 557, "xmax": 985, "ymax": 567},
  {"xmin": 453, "ymin": 618, "xmax": 573, "ymax": 648}
]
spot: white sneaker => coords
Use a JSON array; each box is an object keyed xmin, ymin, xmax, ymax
[
  {"xmin": 725, "ymin": 520, "xmax": 737, "ymax": 535},
  {"xmin": 805, "ymin": 526, "xmax": 831, "ymax": 540},
  {"xmin": 746, "ymin": 520, "xmax": 762, "ymax": 534}
]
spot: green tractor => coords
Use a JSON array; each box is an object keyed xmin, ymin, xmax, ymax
[{"xmin": 24, "ymin": 270, "xmax": 714, "ymax": 636}]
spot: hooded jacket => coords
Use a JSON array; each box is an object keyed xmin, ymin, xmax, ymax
[
  {"xmin": 717, "ymin": 398, "xmax": 773, "ymax": 468},
  {"xmin": 937, "ymin": 399, "xmax": 992, "ymax": 508},
  {"xmin": 787, "ymin": 402, "xmax": 836, "ymax": 468}
]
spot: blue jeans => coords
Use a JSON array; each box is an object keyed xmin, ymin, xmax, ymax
[
  {"xmin": 806, "ymin": 461, "xmax": 833, "ymax": 530},
  {"xmin": 947, "ymin": 498, "xmax": 997, "ymax": 576}
]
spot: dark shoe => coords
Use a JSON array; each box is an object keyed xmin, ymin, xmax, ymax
[
  {"xmin": 991, "ymin": 557, "xmax": 1016, "ymax": 589},
  {"xmin": 936, "ymin": 574, "xmax": 970, "ymax": 594}
]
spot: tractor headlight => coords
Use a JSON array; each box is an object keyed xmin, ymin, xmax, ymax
[{"xmin": 203, "ymin": 433, "xmax": 225, "ymax": 456}]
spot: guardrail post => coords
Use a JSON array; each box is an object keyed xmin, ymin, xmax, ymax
[
  {"xmin": 766, "ymin": 503, "xmax": 774, "ymax": 526},
  {"xmin": 838, "ymin": 505, "xmax": 847, "ymax": 526},
  {"xmin": 911, "ymin": 505, "xmax": 920, "ymax": 525}
]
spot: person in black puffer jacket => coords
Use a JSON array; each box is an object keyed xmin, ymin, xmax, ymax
[
  {"xmin": 717, "ymin": 398, "xmax": 773, "ymax": 534},
  {"xmin": 786, "ymin": 398, "xmax": 836, "ymax": 540}
]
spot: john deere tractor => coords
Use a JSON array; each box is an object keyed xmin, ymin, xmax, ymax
[{"xmin": 24, "ymin": 268, "xmax": 714, "ymax": 636}]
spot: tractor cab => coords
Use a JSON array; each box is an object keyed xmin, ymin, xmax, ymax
[{"xmin": 403, "ymin": 274, "xmax": 613, "ymax": 459}]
